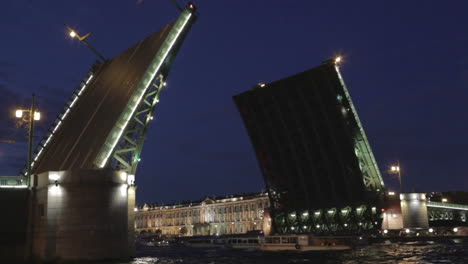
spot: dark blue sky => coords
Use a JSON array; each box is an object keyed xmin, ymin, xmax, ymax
[{"xmin": 0, "ymin": 1, "xmax": 467, "ymax": 204}]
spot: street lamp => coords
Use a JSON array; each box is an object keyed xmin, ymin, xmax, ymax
[
  {"xmin": 64, "ymin": 24, "xmax": 106, "ymax": 62},
  {"xmin": 389, "ymin": 163, "xmax": 403, "ymax": 193},
  {"xmin": 15, "ymin": 94, "xmax": 41, "ymax": 177}
]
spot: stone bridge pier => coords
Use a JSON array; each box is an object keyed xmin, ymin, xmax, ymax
[{"xmin": 29, "ymin": 169, "xmax": 136, "ymax": 262}]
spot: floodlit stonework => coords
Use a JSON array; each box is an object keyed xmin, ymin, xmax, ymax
[{"xmin": 135, "ymin": 193, "xmax": 271, "ymax": 236}]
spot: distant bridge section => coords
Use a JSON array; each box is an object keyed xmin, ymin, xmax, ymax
[
  {"xmin": 427, "ymin": 201, "xmax": 467, "ymax": 225},
  {"xmin": 0, "ymin": 176, "xmax": 27, "ymax": 188}
]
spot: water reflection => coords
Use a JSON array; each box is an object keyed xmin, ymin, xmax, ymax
[{"xmin": 122, "ymin": 241, "xmax": 468, "ymax": 264}]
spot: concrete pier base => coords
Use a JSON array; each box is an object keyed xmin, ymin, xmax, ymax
[
  {"xmin": 400, "ymin": 193, "xmax": 429, "ymax": 228},
  {"xmin": 30, "ymin": 169, "xmax": 135, "ymax": 262}
]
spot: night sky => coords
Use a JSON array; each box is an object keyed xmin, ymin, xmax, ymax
[{"xmin": 0, "ymin": 1, "xmax": 467, "ymax": 204}]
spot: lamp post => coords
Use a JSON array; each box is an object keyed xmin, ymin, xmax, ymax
[
  {"xmin": 390, "ymin": 164, "xmax": 402, "ymax": 193},
  {"xmin": 15, "ymin": 93, "xmax": 41, "ymax": 177},
  {"xmin": 64, "ymin": 24, "xmax": 106, "ymax": 62}
]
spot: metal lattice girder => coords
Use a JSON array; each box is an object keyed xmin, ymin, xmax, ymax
[
  {"xmin": 335, "ymin": 65, "xmax": 385, "ymax": 192},
  {"xmin": 111, "ymin": 75, "xmax": 164, "ymax": 174},
  {"xmin": 271, "ymin": 205, "xmax": 381, "ymax": 234},
  {"xmin": 94, "ymin": 9, "xmax": 194, "ymax": 169},
  {"xmin": 427, "ymin": 203, "xmax": 468, "ymax": 223}
]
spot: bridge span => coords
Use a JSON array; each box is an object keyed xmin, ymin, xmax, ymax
[{"xmin": 0, "ymin": 4, "xmax": 197, "ymax": 263}]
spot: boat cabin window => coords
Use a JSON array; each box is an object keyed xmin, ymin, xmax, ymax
[
  {"xmin": 281, "ymin": 237, "xmax": 298, "ymax": 244},
  {"xmin": 266, "ymin": 237, "xmax": 278, "ymax": 243}
]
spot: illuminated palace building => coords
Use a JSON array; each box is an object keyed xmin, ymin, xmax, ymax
[{"xmin": 135, "ymin": 193, "xmax": 271, "ymax": 236}]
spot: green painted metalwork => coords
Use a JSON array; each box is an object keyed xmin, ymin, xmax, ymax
[
  {"xmin": 427, "ymin": 201, "xmax": 468, "ymax": 211},
  {"xmin": 335, "ymin": 65, "xmax": 385, "ymax": 192},
  {"xmin": 110, "ymin": 74, "xmax": 164, "ymax": 174},
  {"xmin": 427, "ymin": 202, "xmax": 467, "ymax": 223},
  {"xmin": 94, "ymin": 9, "xmax": 194, "ymax": 169},
  {"xmin": 272, "ymin": 205, "xmax": 381, "ymax": 234},
  {"xmin": 0, "ymin": 176, "xmax": 28, "ymax": 188}
]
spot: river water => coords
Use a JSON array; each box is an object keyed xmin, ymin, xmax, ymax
[{"xmin": 123, "ymin": 240, "xmax": 468, "ymax": 264}]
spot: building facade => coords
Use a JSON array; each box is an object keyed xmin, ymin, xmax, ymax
[{"xmin": 135, "ymin": 193, "xmax": 271, "ymax": 236}]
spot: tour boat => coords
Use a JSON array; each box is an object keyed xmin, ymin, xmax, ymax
[
  {"xmin": 186, "ymin": 236, "xmax": 261, "ymax": 249},
  {"xmin": 224, "ymin": 237, "xmax": 260, "ymax": 249},
  {"xmin": 259, "ymin": 234, "xmax": 353, "ymax": 252}
]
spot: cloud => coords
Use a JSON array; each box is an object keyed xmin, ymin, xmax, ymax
[
  {"xmin": 0, "ymin": 141, "xmax": 27, "ymax": 175},
  {"xmin": 401, "ymin": 143, "xmax": 468, "ymax": 163},
  {"xmin": 0, "ymin": 84, "xmax": 26, "ymax": 141},
  {"xmin": 202, "ymin": 151, "xmax": 250, "ymax": 162},
  {"xmin": 0, "ymin": 61, "xmax": 16, "ymax": 83}
]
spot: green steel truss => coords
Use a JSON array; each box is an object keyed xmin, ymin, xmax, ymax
[
  {"xmin": 272, "ymin": 205, "xmax": 381, "ymax": 234},
  {"xmin": 110, "ymin": 74, "xmax": 164, "ymax": 174},
  {"xmin": 93, "ymin": 9, "xmax": 194, "ymax": 171},
  {"xmin": 0, "ymin": 176, "xmax": 28, "ymax": 188},
  {"xmin": 427, "ymin": 202, "xmax": 468, "ymax": 224},
  {"xmin": 335, "ymin": 65, "xmax": 385, "ymax": 192}
]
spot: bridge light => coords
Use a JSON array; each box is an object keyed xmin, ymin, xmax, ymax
[
  {"xmin": 70, "ymin": 31, "xmax": 77, "ymax": 38},
  {"xmin": 127, "ymin": 174, "xmax": 135, "ymax": 185},
  {"xmin": 15, "ymin": 110, "xmax": 23, "ymax": 118},
  {"xmin": 334, "ymin": 56, "xmax": 342, "ymax": 64},
  {"xmin": 33, "ymin": 112, "xmax": 41, "ymax": 120}
]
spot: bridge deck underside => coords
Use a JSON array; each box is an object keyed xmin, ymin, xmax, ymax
[{"xmin": 33, "ymin": 23, "xmax": 175, "ymax": 174}]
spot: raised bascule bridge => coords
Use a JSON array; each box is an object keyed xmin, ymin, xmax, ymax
[
  {"xmin": 233, "ymin": 58, "xmax": 468, "ymax": 236},
  {"xmin": 0, "ymin": 3, "xmax": 197, "ymax": 262},
  {"xmin": 234, "ymin": 58, "xmax": 386, "ymax": 235}
]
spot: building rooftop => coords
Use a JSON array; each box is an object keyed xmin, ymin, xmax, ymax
[{"xmin": 136, "ymin": 192, "xmax": 268, "ymax": 211}]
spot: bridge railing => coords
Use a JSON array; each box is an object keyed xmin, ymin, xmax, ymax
[
  {"xmin": 0, "ymin": 176, "xmax": 28, "ymax": 188},
  {"xmin": 18, "ymin": 68, "xmax": 96, "ymax": 177}
]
